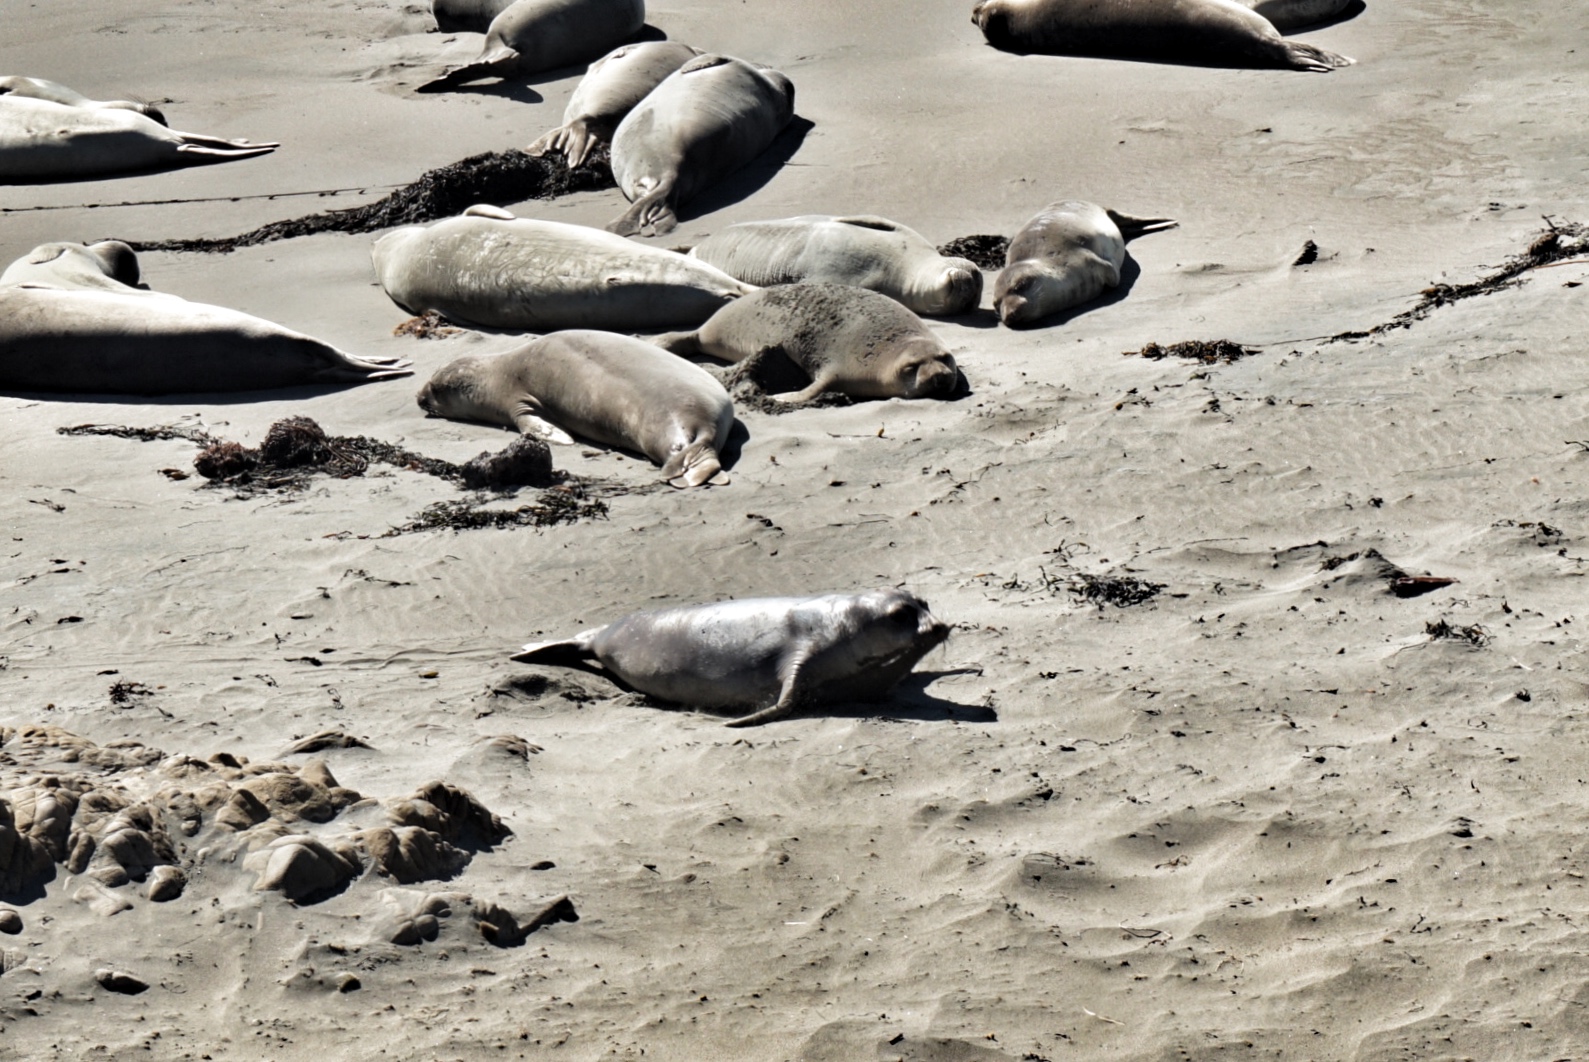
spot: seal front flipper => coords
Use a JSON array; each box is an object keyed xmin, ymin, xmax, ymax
[
  {"xmin": 173, "ymin": 132, "xmax": 279, "ymax": 162},
  {"xmin": 512, "ymin": 410, "xmax": 577, "ymax": 445},
  {"xmin": 723, "ymin": 646, "xmax": 811, "ymax": 727},
  {"xmin": 1280, "ymin": 41, "xmax": 1353, "ymax": 71}
]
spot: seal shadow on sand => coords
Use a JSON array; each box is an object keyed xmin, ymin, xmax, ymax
[{"xmin": 673, "ymin": 116, "xmax": 816, "ymax": 226}]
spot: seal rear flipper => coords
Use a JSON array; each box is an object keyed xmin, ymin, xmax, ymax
[
  {"xmin": 646, "ymin": 330, "xmax": 705, "ymax": 357},
  {"xmin": 316, "ymin": 354, "xmax": 414, "ymax": 382},
  {"xmin": 1105, "ymin": 210, "xmax": 1179, "ymax": 240},
  {"xmin": 662, "ymin": 445, "xmax": 728, "ymax": 489},
  {"xmin": 416, "ymin": 47, "xmax": 518, "ymax": 93},
  {"xmin": 511, "ymin": 635, "xmax": 597, "ymax": 666},
  {"xmin": 1279, "ymin": 41, "xmax": 1354, "ymax": 71},
  {"xmin": 174, "ymin": 135, "xmax": 279, "ymax": 162},
  {"xmin": 607, "ymin": 183, "xmax": 677, "ymax": 237}
]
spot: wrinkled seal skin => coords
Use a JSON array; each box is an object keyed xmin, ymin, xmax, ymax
[
  {"xmin": 371, "ymin": 204, "xmax": 756, "ymax": 332},
  {"xmin": 417, "ymin": 330, "xmax": 736, "ymax": 488},
  {"xmin": 0, "ymin": 241, "xmax": 410, "ymax": 395},
  {"xmin": 528, "ymin": 41, "xmax": 702, "ymax": 168},
  {"xmin": 418, "ymin": 0, "xmax": 646, "ymax": 91},
  {"xmin": 652, "ymin": 282, "xmax": 961, "ymax": 403},
  {"xmin": 971, "ymin": 0, "xmax": 1354, "ymax": 72},
  {"xmin": 0, "ymin": 95, "xmax": 276, "ymax": 182},
  {"xmin": 1242, "ymin": 0, "xmax": 1353, "ymax": 31},
  {"xmin": 608, "ymin": 54, "xmax": 796, "ymax": 236},
  {"xmin": 0, "ymin": 76, "xmax": 166, "ymax": 125},
  {"xmin": 513, "ymin": 589, "xmax": 951, "ymax": 726},
  {"xmin": 994, "ymin": 201, "xmax": 1176, "ymax": 327},
  {"xmin": 689, "ymin": 215, "xmax": 983, "ymax": 316}
]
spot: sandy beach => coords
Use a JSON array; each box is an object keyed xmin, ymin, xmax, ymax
[{"xmin": 4, "ymin": 0, "xmax": 1589, "ymax": 1058}]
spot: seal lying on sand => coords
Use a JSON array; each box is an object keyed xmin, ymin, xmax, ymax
[
  {"xmin": 513, "ymin": 589, "xmax": 951, "ymax": 726},
  {"xmin": 971, "ymin": 0, "xmax": 1354, "ymax": 72},
  {"xmin": 608, "ymin": 54, "xmax": 795, "ymax": 236},
  {"xmin": 994, "ymin": 201, "xmax": 1176, "ymax": 327},
  {"xmin": 0, "ymin": 94, "xmax": 277, "ymax": 181},
  {"xmin": 528, "ymin": 41, "xmax": 701, "ymax": 168},
  {"xmin": 688, "ymin": 215, "xmax": 983, "ymax": 316},
  {"xmin": 418, "ymin": 331, "xmax": 735, "ymax": 488},
  {"xmin": 0, "ymin": 76, "xmax": 166, "ymax": 125},
  {"xmin": 652, "ymin": 282, "xmax": 962, "ymax": 402},
  {"xmin": 430, "ymin": 0, "xmax": 517, "ymax": 32},
  {"xmin": 372, "ymin": 204, "xmax": 755, "ymax": 331},
  {"xmin": 0, "ymin": 241, "xmax": 409, "ymax": 394},
  {"xmin": 418, "ymin": 0, "xmax": 645, "ymax": 92}
]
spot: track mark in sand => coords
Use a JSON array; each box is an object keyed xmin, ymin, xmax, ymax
[{"xmin": 113, "ymin": 147, "xmax": 616, "ymax": 254}]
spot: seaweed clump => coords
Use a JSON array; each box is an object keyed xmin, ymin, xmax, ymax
[
  {"xmin": 1425, "ymin": 620, "xmax": 1489, "ymax": 648},
  {"xmin": 122, "ymin": 147, "xmax": 615, "ymax": 254},
  {"xmin": 1126, "ymin": 340, "xmax": 1258, "ymax": 365},
  {"xmin": 384, "ymin": 485, "xmax": 609, "ymax": 537},
  {"xmin": 937, "ymin": 235, "xmax": 1008, "ymax": 270},
  {"xmin": 1069, "ymin": 572, "xmax": 1165, "ymax": 608}
]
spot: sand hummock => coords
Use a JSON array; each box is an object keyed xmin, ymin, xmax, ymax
[{"xmin": 5, "ymin": 0, "xmax": 1589, "ymax": 1057}]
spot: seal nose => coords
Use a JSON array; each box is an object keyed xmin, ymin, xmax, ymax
[{"xmin": 996, "ymin": 294, "xmax": 1026, "ymax": 325}]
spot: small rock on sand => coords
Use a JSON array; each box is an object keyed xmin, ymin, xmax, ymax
[{"xmin": 95, "ymin": 968, "xmax": 149, "ymax": 994}]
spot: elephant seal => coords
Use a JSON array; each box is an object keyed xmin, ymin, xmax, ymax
[
  {"xmin": 371, "ymin": 204, "xmax": 755, "ymax": 331},
  {"xmin": 417, "ymin": 330, "xmax": 734, "ymax": 487},
  {"xmin": 528, "ymin": 41, "xmax": 701, "ymax": 168},
  {"xmin": 0, "ymin": 76, "xmax": 166, "ymax": 125},
  {"xmin": 608, "ymin": 54, "xmax": 795, "ymax": 236},
  {"xmin": 512, "ymin": 589, "xmax": 951, "ymax": 726},
  {"xmin": 418, "ymin": 0, "xmax": 645, "ymax": 92},
  {"xmin": 652, "ymin": 282, "xmax": 961, "ymax": 402},
  {"xmin": 0, "ymin": 241, "xmax": 409, "ymax": 394},
  {"xmin": 993, "ymin": 201, "xmax": 1176, "ymax": 327},
  {"xmin": 1243, "ymin": 0, "xmax": 1354, "ymax": 31},
  {"xmin": 689, "ymin": 215, "xmax": 983, "ymax": 316},
  {"xmin": 971, "ymin": 0, "xmax": 1354, "ymax": 72},
  {"xmin": 0, "ymin": 96, "xmax": 276, "ymax": 182}
]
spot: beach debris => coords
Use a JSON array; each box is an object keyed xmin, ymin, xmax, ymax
[
  {"xmin": 1425, "ymin": 619, "xmax": 1489, "ymax": 647},
  {"xmin": 383, "ymin": 485, "xmax": 611, "ymax": 536},
  {"xmin": 1125, "ymin": 339, "xmax": 1258, "ymax": 364},
  {"xmin": 94, "ymin": 968, "xmax": 149, "ymax": 995},
  {"xmin": 0, "ymin": 907, "xmax": 20, "ymax": 934},
  {"xmin": 938, "ymin": 234, "xmax": 1009, "ymax": 270},
  {"xmin": 1293, "ymin": 239, "xmax": 1320, "ymax": 266},
  {"xmin": 120, "ymin": 147, "xmax": 615, "ymax": 254},
  {"xmin": 459, "ymin": 435, "xmax": 557, "ymax": 490},
  {"xmin": 1068, "ymin": 572, "xmax": 1166, "ymax": 608},
  {"xmin": 283, "ymin": 730, "xmax": 374, "ymax": 755},
  {"xmin": 393, "ymin": 311, "xmax": 464, "ymax": 340}
]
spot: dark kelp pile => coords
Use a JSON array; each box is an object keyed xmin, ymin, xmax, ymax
[
  {"xmin": 121, "ymin": 147, "xmax": 615, "ymax": 254},
  {"xmin": 59, "ymin": 418, "xmax": 613, "ymax": 533},
  {"xmin": 938, "ymin": 235, "xmax": 1009, "ymax": 270},
  {"xmin": 1331, "ymin": 218, "xmax": 1589, "ymax": 341},
  {"xmin": 1125, "ymin": 340, "xmax": 1259, "ymax": 365}
]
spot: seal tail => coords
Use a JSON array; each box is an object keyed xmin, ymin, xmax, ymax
[
  {"xmin": 1106, "ymin": 210, "xmax": 1179, "ymax": 241},
  {"xmin": 314, "ymin": 353, "xmax": 414, "ymax": 383},
  {"xmin": 1281, "ymin": 41, "xmax": 1354, "ymax": 72},
  {"xmin": 662, "ymin": 442, "xmax": 729, "ymax": 489},
  {"xmin": 647, "ymin": 330, "xmax": 705, "ymax": 357},
  {"xmin": 607, "ymin": 181, "xmax": 678, "ymax": 237},
  {"xmin": 511, "ymin": 636, "xmax": 597, "ymax": 666},
  {"xmin": 173, "ymin": 133, "xmax": 279, "ymax": 162}
]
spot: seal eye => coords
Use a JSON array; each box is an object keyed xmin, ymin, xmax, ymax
[{"xmin": 888, "ymin": 602, "xmax": 918, "ymax": 627}]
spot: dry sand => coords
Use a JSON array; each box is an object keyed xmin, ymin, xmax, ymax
[{"xmin": 5, "ymin": 0, "xmax": 1589, "ymax": 1058}]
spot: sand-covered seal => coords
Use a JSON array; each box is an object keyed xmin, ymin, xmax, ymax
[
  {"xmin": 608, "ymin": 54, "xmax": 796, "ymax": 236},
  {"xmin": 0, "ymin": 94, "xmax": 276, "ymax": 182},
  {"xmin": 993, "ymin": 200, "xmax": 1176, "ymax": 327},
  {"xmin": 418, "ymin": 0, "xmax": 646, "ymax": 92},
  {"xmin": 653, "ymin": 282, "xmax": 961, "ymax": 402},
  {"xmin": 688, "ymin": 215, "xmax": 983, "ymax": 316},
  {"xmin": 528, "ymin": 40, "xmax": 702, "ymax": 168},
  {"xmin": 417, "ymin": 330, "xmax": 735, "ymax": 488},
  {"xmin": 0, "ymin": 76, "xmax": 167, "ymax": 125},
  {"xmin": 971, "ymin": 0, "xmax": 1354, "ymax": 72},
  {"xmin": 372, "ymin": 204, "xmax": 755, "ymax": 331},
  {"xmin": 0, "ymin": 241, "xmax": 409, "ymax": 394},
  {"xmin": 513, "ymin": 589, "xmax": 951, "ymax": 726}
]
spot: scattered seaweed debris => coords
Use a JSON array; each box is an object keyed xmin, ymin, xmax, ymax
[
  {"xmin": 108, "ymin": 680, "xmax": 154, "ymax": 706},
  {"xmin": 120, "ymin": 147, "xmax": 615, "ymax": 254},
  {"xmin": 1069, "ymin": 572, "xmax": 1166, "ymax": 608},
  {"xmin": 393, "ymin": 312, "xmax": 464, "ymax": 340},
  {"xmin": 458, "ymin": 436, "xmax": 556, "ymax": 490},
  {"xmin": 938, "ymin": 235, "xmax": 1008, "ymax": 270},
  {"xmin": 58, "ymin": 423, "xmax": 216, "ymax": 446},
  {"xmin": 383, "ymin": 485, "xmax": 610, "ymax": 537},
  {"xmin": 1331, "ymin": 218, "xmax": 1589, "ymax": 341},
  {"xmin": 1425, "ymin": 619, "xmax": 1489, "ymax": 647},
  {"xmin": 1126, "ymin": 340, "xmax": 1258, "ymax": 365}
]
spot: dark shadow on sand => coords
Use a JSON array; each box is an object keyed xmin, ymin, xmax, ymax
[
  {"xmin": 671, "ymin": 116, "xmax": 815, "ymax": 227},
  {"xmin": 3, "ymin": 380, "xmax": 413, "ymax": 405}
]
